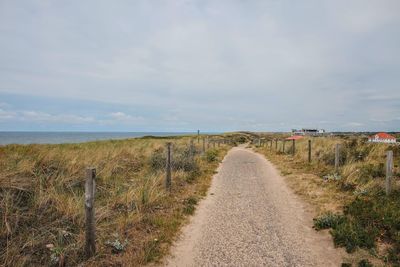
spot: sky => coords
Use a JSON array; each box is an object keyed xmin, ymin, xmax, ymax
[{"xmin": 0, "ymin": 0, "xmax": 399, "ymax": 132}]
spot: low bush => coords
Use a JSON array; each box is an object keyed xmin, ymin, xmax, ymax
[
  {"xmin": 313, "ymin": 212, "xmax": 345, "ymax": 230},
  {"xmin": 149, "ymin": 146, "xmax": 199, "ymax": 173},
  {"xmin": 205, "ymin": 150, "xmax": 218, "ymax": 163},
  {"xmin": 358, "ymin": 259, "xmax": 373, "ymax": 267},
  {"xmin": 314, "ymin": 191, "xmax": 400, "ymax": 261},
  {"xmin": 183, "ymin": 196, "xmax": 198, "ymax": 215},
  {"xmin": 358, "ymin": 163, "xmax": 385, "ymax": 179},
  {"xmin": 331, "ymin": 219, "xmax": 376, "ymax": 253},
  {"xmin": 149, "ymin": 147, "xmax": 165, "ymax": 171},
  {"xmin": 173, "ymin": 148, "xmax": 199, "ymax": 173}
]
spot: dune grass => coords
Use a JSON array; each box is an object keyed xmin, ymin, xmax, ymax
[
  {"xmin": 253, "ymin": 134, "xmax": 400, "ymax": 265},
  {"xmin": 0, "ymin": 134, "xmax": 241, "ymax": 266}
]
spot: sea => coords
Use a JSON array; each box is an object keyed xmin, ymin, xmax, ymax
[{"xmin": 0, "ymin": 132, "xmax": 196, "ymax": 145}]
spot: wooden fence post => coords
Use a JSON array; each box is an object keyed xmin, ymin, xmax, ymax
[
  {"xmin": 270, "ymin": 140, "xmax": 273, "ymax": 150},
  {"xmin": 283, "ymin": 140, "xmax": 286, "ymax": 153},
  {"xmin": 386, "ymin": 150, "xmax": 393, "ymax": 195},
  {"xmin": 197, "ymin": 130, "xmax": 200, "ymax": 144},
  {"xmin": 275, "ymin": 139, "xmax": 278, "ymax": 150},
  {"xmin": 202, "ymin": 137, "xmax": 206, "ymax": 154},
  {"xmin": 165, "ymin": 143, "xmax": 172, "ymax": 192},
  {"xmin": 258, "ymin": 138, "xmax": 261, "ymax": 147},
  {"xmin": 335, "ymin": 144, "xmax": 340, "ymax": 172},
  {"xmin": 308, "ymin": 140, "xmax": 312, "ymax": 163},
  {"xmin": 85, "ymin": 167, "xmax": 96, "ymax": 258},
  {"xmin": 292, "ymin": 139, "xmax": 295, "ymax": 156}
]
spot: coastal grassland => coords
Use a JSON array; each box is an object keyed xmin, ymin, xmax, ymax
[
  {"xmin": 0, "ymin": 134, "xmax": 238, "ymax": 266},
  {"xmin": 253, "ymin": 134, "xmax": 400, "ymax": 266}
]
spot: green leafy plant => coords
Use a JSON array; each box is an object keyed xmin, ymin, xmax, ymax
[
  {"xmin": 205, "ymin": 150, "xmax": 218, "ymax": 163},
  {"xmin": 358, "ymin": 259, "xmax": 373, "ymax": 267},
  {"xmin": 313, "ymin": 212, "xmax": 345, "ymax": 230}
]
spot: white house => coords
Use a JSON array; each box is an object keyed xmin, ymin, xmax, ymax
[
  {"xmin": 291, "ymin": 128, "xmax": 326, "ymax": 136},
  {"xmin": 368, "ymin": 132, "xmax": 397, "ymax": 144}
]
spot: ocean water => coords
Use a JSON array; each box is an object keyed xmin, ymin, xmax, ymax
[{"xmin": 0, "ymin": 132, "xmax": 193, "ymax": 145}]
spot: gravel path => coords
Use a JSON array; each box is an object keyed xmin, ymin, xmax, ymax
[{"xmin": 164, "ymin": 146, "xmax": 342, "ymax": 266}]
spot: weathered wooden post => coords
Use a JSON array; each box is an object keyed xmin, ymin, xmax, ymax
[
  {"xmin": 207, "ymin": 137, "xmax": 210, "ymax": 149},
  {"xmin": 386, "ymin": 150, "xmax": 393, "ymax": 195},
  {"xmin": 292, "ymin": 139, "xmax": 295, "ymax": 156},
  {"xmin": 213, "ymin": 140, "xmax": 216, "ymax": 149},
  {"xmin": 283, "ymin": 140, "xmax": 286, "ymax": 153},
  {"xmin": 165, "ymin": 142, "xmax": 172, "ymax": 192},
  {"xmin": 202, "ymin": 137, "xmax": 206, "ymax": 154},
  {"xmin": 258, "ymin": 138, "xmax": 261, "ymax": 147},
  {"xmin": 197, "ymin": 130, "xmax": 200, "ymax": 144},
  {"xmin": 85, "ymin": 167, "xmax": 96, "ymax": 258},
  {"xmin": 308, "ymin": 140, "xmax": 312, "ymax": 163},
  {"xmin": 335, "ymin": 144, "xmax": 340, "ymax": 172},
  {"xmin": 270, "ymin": 140, "xmax": 273, "ymax": 150},
  {"xmin": 275, "ymin": 139, "xmax": 278, "ymax": 150}
]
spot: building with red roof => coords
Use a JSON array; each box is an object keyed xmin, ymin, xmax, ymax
[
  {"xmin": 286, "ymin": 135, "xmax": 304, "ymax": 140},
  {"xmin": 368, "ymin": 132, "xmax": 397, "ymax": 144}
]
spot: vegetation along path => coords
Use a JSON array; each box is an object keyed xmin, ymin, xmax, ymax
[{"xmin": 164, "ymin": 146, "xmax": 343, "ymax": 266}]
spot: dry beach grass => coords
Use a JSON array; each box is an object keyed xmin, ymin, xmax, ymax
[{"xmin": 0, "ymin": 134, "xmax": 239, "ymax": 266}]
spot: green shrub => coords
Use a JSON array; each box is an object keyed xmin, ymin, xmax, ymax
[
  {"xmin": 331, "ymin": 219, "xmax": 376, "ymax": 252},
  {"xmin": 149, "ymin": 148, "xmax": 165, "ymax": 171},
  {"xmin": 359, "ymin": 163, "xmax": 385, "ymax": 179},
  {"xmin": 320, "ymin": 150, "xmax": 336, "ymax": 165},
  {"xmin": 358, "ymin": 259, "xmax": 373, "ymax": 267},
  {"xmin": 315, "ymin": 192, "xmax": 400, "ymax": 256},
  {"xmin": 185, "ymin": 170, "xmax": 200, "ymax": 183},
  {"xmin": 173, "ymin": 152, "xmax": 199, "ymax": 172},
  {"xmin": 314, "ymin": 212, "xmax": 345, "ymax": 230},
  {"xmin": 183, "ymin": 196, "xmax": 198, "ymax": 215},
  {"xmin": 149, "ymin": 147, "xmax": 199, "ymax": 173},
  {"xmin": 205, "ymin": 150, "xmax": 218, "ymax": 163},
  {"xmin": 237, "ymin": 136, "xmax": 247, "ymax": 143}
]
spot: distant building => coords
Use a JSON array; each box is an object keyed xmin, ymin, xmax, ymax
[
  {"xmin": 291, "ymin": 128, "xmax": 326, "ymax": 136},
  {"xmin": 368, "ymin": 133, "xmax": 397, "ymax": 144}
]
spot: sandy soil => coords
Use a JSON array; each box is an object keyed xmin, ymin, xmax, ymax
[{"xmin": 163, "ymin": 146, "xmax": 343, "ymax": 266}]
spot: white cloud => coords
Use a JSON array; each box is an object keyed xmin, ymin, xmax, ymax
[
  {"xmin": 0, "ymin": 1, "xmax": 399, "ymax": 131},
  {"xmin": 0, "ymin": 108, "xmax": 16, "ymax": 120},
  {"xmin": 0, "ymin": 108, "xmax": 95, "ymax": 124},
  {"xmin": 109, "ymin": 112, "xmax": 143, "ymax": 120},
  {"xmin": 19, "ymin": 111, "xmax": 94, "ymax": 124}
]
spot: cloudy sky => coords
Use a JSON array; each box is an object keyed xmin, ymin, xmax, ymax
[{"xmin": 0, "ymin": 0, "xmax": 399, "ymax": 132}]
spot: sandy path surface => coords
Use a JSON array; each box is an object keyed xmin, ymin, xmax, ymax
[{"xmin": 163, "ymin": 146, "xmax": 342, "ymax": 266}]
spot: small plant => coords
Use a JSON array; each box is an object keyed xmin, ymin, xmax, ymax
[
  {"xmin": 149, "ymin": 148, "xmax": 165, "ymax": 171},
  {"xmin": 183, "ymin": 196, "xmax": 198, "ymax": 215},
  {"xmin": 313, "ymin": 212, "xmax": 345, "ymax": 230},
  {"xmin": 46, "ymin": 243, "xmax": 65, "ymax": 266},
  {"xmin": 205, "ymin": 150, "xmax": 218, "ymax": 163},
  {"xmin": 322, "ymin": 173, "xmax": 342, "ymax": 181},
  {"xmin": 105, "ymin": 234, "xmax": 128, "ymax": 254},
  {"xmin": 358, "ymin": 259, "xmax": 373, "ymax": 267},
  {"xmin": 173, "ymin": 150, "xmax": 199, "ymax": 172},
  {"xmin": 331, "ymin": 219, "xmax": 376, "ymax": 252},
  {"xmin": 353, "ymin": 188, "xmax": 368, "ymax": 196}
]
